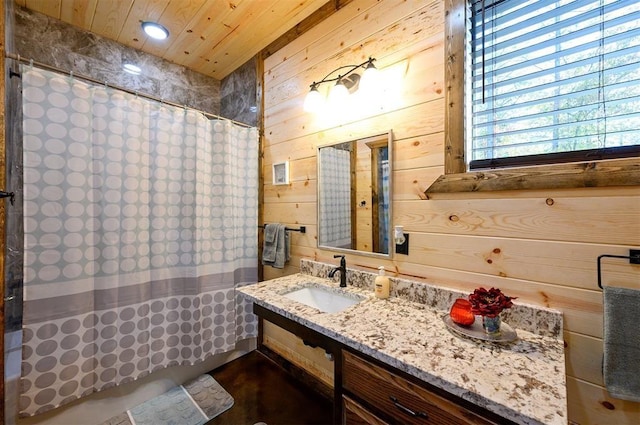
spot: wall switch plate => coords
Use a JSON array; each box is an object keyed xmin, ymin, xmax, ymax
[{"xmin": 631, "ymin": 249, "xmax": 640, "ymax": 264}]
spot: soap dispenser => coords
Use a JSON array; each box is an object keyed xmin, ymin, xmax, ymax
[{"xmin": 374, "ymin": 266, "xmax": 390, "ymax": 299}]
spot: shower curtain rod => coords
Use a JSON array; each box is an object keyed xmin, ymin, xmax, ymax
[{"xmin": 5, "ymin": 52, "xmax": 254, "ymax": 128}]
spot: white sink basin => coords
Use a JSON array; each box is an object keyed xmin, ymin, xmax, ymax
[{"xmin": 282, "ymin": 286, "xmax": 363, "ymax": 313}]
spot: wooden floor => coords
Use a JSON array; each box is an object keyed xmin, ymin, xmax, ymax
[{"xmin": 206, "ymin": 350, "xmax": 334, "ymax": 425}]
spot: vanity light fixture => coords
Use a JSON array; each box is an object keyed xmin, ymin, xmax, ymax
[
  {"xmin": 141, "ymin": 21, "xmax": 169, "ymax": 40},
  {"xmin": 303, "ymin": 57, "xmax": 378, "ymax": 113}
]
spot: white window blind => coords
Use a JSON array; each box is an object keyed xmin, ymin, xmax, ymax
[{"xmin": 469, "ymin": 0, "xmax": 640, "ymax": 169}]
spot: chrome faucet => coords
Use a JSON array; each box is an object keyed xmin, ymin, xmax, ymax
[{"xmin": 328, "ymin": 254, "xmax": 347, "ymax": 287}]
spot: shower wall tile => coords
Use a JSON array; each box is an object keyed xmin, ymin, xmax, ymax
[
  {"xmin": 221, "ymin": 57, "xmax": 257, "ymax": 126},
  {"xmin": 14, "ymin": 6, "xmax": 221, "ymax": 113},
  {"xmin": 5, "ymin": 0, "xmax": 23, "ymax": 333}
]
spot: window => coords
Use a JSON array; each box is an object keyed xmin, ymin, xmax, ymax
[
  {"xmin": 469, "ymin": 0, "xmax": 640, "ymax": 170},
  {"xmin": 427, "ymin": 0, "xmax": 640, "ymax": 194}
]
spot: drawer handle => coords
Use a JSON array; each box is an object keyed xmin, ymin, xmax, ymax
[{"xmin": 390, "ymin": 396, "xmax": 428, "ymax": 420}]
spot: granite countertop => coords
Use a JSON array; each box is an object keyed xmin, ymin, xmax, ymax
[{"xmin": 238, "ymin": 272, "xmax": 567, "ymax": 425}]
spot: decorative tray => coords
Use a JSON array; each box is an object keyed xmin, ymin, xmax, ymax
[{"xmin": 442, "ymin": 315, "xmax": 517, "ymax": 343}]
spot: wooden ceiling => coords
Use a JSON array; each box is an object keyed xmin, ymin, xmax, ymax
[{"xmin": 16, "ymin": 0, "xmax": 330, "ymax": 79}]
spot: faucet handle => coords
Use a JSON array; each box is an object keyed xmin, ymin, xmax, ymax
[{"xmin": 333, "ymin": 254, "xmax": 344, "ymax": 259}]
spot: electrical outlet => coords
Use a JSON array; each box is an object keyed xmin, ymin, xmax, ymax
[
  {"xmin": 631, "ymin": 249, "xmax": 640, "ymax": 265},
  {"xmin": 395, "ymin": 233, "xmax": 409, "ymax": 255}
]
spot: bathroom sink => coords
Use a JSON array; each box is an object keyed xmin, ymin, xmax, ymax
[{"xmin": 282, "ymin": 285, "xmax": 363, "ymax": 313}]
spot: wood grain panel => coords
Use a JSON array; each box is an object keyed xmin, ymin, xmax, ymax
[
  {"xmin": 394, "ymin": 133, "xmax": 445, "ymax": 171},
  {"xmin": 394, "ymin": 167, "xmax": 443, "ymax": 201},
  {"xmin": 343, "ymin": 395, "xmax": 390, "ymax": 425},
  {"xmin": 402, "ymin": 233, "xmax": 639, "ymax": 290},
  {"xmin": 116, "ymin": 0, "xmax": 170, "ymax": 49},
  {"xmin": 161, "ymin": 0, "xmax": 250, "ymax": 67},
  {"xmin": 265, "ymin": 39, "xmax": 445, "ymax": 135},
  {"xmin": 265, "ymin": 21, "xmax": 444, "ymax": 115},
  {"xmin": 264, "ymin": 179, "xmax": 317, "ymax": 204},
  {"xmin": 342, "ymin": 351, "xmax": 495, "ymax": 425},
  {"xmin": 564, "ymin": 331, "xmax": 604, "ymax": 387},
  {"xmin": 262, "ymin": 156, "xmax": 316, "ymax": 182},
  {"xmin": 263, "ymin": 133, "xmax": 440, "ymax": 178},
  {"xmin": 263, "ymin": 320, "xmax": 334, "ymax": 388},
  {"xmin": 264, "ymin": 109, "xmax": 445, "ymax": 168},
  {"xmin": 200, "ymin": 0, "xmax": 330, "ymax": 78},
  {"xmin": 260, "ymin": 0, "xmax": 640, "ymax": 422},
  {"xmin": 21, "ymin": 0, "xmax": 352, "ymax": 80},
  {"xmin": 141, "ymin": 0, "xmax": 208, "ymax": 57},
  {"xmin": 265, "ymin": 0, "xmax": 443, "ymax": 95},
  {"xmin": 90, "ymin": 0, "xmax": 134, "ymax": 40},
  {"xmin": 24, "ymin": 0, "xmax": 61, "ymax": 17},
  {"xmin": 263, "ymin": 201, "xmax": 316, "ymax": 226},
  {"xmin": 59, "ymin": 0, "xmax": 98, "ymax": 28},
  {"xmin": 267, "ymin": 98, "xmax": 445, "ymax": 149},
  {"xmin": 394, "ymin": 196, "xmax": 640, "ymax": 245},
  {"xmin": 567, "ymin": 377, "xmax": 640, "ymax": 425}
]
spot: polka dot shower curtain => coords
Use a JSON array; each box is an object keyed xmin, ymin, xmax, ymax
[{"xmin": 19, "ymin": 66, "xmax": 258, "ymax": 417}]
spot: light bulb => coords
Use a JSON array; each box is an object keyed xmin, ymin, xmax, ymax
[
  {"xmin": 303, "ymin": 86, "xmax": 323, "ymax": 113},
  {"xmin": 359, "ymin": 62, "xmax": 379, "ymax": 93},
  {"xmin": 123, "ymin": 64, "xmax": 142, "ymax": 75},
  {"xmin": 142, "ymin": 22, "xmax": 169, "ymax": 40},
  {"xmin": 328, "ymin": 80, "xmax": 349, "ymax": 106}
]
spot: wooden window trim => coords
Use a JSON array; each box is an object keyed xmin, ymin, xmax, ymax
[{"xmin": 425, "ymin": 0, "xmax": 640, "ymax": 197}]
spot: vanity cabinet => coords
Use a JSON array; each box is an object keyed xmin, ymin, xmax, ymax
[
  {"xmin": 252, "ymin": 303, "xmax": 516, "ymax": 425},
  {"xmin": 342, "ymin": 350, "xmax": 498, "ymax": 425},
  {"xmin": 343, "ymin": 395, "xmax": 389, "ymax": 425}
]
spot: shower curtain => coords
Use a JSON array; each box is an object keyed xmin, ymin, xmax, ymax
[{"xmin": 19, "ymin": 66, "xmax": 258, "ymax": 417}]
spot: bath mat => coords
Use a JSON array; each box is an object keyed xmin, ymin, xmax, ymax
[{"xmin": 101, "ymin": 374, "xmax": 233, "ymax": 425}]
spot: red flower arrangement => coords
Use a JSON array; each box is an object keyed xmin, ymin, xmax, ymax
[{"xmin": 468, "ymin": 287, "xmax": 516, "ymax": 318}]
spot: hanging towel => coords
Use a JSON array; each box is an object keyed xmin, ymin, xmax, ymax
[
  {"xmin": 603, "ymin": 285, "xmax": 640, "ymax": 402},
  {"xmin": 262, "ymin": 224, "xmax": 290, "ymax": 268},
  {"xmin": 262, "ymin": 224, "xmax": 278, "ymax": 261}
]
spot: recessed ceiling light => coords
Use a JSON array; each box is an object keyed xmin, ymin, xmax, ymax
[
  {"xmin": 123, "ymin": 64, "xmax": 142, "ymax": 75},
  {"xmin": 141, "ymin": 21, "xmax": 169, "ymax": 40}
]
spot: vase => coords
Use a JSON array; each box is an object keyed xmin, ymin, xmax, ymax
[{"xmin": 482, "ymin": 315, "xmax": 501, "ymax": 335}]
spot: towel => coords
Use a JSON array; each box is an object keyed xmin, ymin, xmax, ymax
[
  {"xmin": 603, "ymin": 285, "xmax": 640, "ymax": 402},
  {"xmin": 262, "ymin": 224, "xmax": 290, "ymax": 268},
  {"xmin": 263, "ymin": 223, "xmax": 278, "ymax": 261}
]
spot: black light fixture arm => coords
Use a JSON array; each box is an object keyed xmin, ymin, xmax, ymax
[{"xmin": 309, "ymin": 57, "xmax": 376, "ymax": 90}]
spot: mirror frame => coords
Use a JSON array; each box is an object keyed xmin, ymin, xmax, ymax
[{"xmin": 316, "ymin": 130, "xmax": 394, "ymax": 259}]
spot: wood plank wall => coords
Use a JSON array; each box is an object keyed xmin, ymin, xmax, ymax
[{"xmin": 261, "ymin": 0, "xmax": 640, "ymax": 423}]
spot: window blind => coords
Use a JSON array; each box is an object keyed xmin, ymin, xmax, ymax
[{"xmin": 469, "ymin": 0, "xmax": 640, "ymax": 169}]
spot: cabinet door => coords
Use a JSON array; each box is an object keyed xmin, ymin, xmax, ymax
[
  {"xmin": 343, "ymin": 395, "xmax": 389, "ymax": 425},
  {"xmin": 342, "ymin": 351, "xmax": 496, "ymax": 425}
]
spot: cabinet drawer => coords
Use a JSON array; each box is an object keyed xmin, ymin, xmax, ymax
[
  {"xmin": 343, "ymin": 395, "xmax": 389, "ymax": 425},
  {"xmin": 342, "ymin": 351, "xmax": 495, "ymax": 425}
]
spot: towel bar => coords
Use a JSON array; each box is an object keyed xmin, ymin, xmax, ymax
[
  {"xmin": 259, "ymin": 224, "xmax": 306, "ymax": 234},
  {"xmin": 597, "ymin": 252, "xmax": 640, "ymax": 289}
]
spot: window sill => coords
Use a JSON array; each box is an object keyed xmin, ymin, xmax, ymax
[{"xmin": 424, "ymin": 158, "xmax": 640, "ymax": 197}]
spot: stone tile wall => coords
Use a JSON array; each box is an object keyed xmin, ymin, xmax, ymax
[
  {"xmin": 221, "ymin": 57, "xmax": 258, "ymax": 127},
  {"xmin": 13, "ymin": 6, "xmax": 221, "ymax": 113}
]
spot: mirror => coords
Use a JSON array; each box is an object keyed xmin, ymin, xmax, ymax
[{"xmin": 317, "ymin": 131, "xmax": 393, "ymax": 257}]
